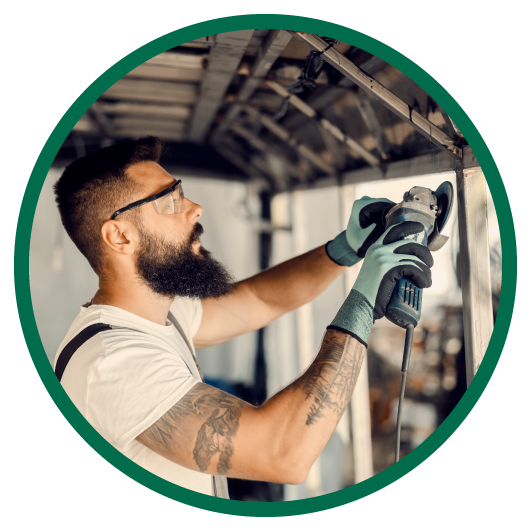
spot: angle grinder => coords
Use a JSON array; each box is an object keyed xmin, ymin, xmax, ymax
[{"xmin": 384, "ymin": 182, "xmax": 454, "ymax": 462}]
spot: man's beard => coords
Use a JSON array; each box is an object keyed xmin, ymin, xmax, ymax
[{"xmin": 136, "ymin": 222, "xmax": 235, "ymax": 300}]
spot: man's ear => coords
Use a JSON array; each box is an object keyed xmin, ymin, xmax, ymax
[{"xmin": 100, "ymin": 220, "xmax": 137, "ymax": 256}]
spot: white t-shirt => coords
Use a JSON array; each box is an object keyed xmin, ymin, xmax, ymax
[{"xmin": 53, "ymin": 297, "xmax": 214, "ymax": 496}]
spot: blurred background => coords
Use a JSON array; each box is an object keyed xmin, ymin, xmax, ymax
[{"xmin": 29, "ymin": 29, "xmax": 501, "ymax": 501}]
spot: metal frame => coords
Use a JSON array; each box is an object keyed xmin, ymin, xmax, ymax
[
  {"xmin": 265, "ymin": 80, "xmax": 381, "ymax": 169},
  {"xmin": 456, "ymin": 166, "xmax": 494, "ymax": 385},
  {"xmin": 212, "ymin": 30, "xmax": 292, "ymax": 143},
  {"xmin": 242, "ymin": 104, "xmax": 337, "ymax": 176},
  {"xmin": 189, "ymin": 30, "xmax": 254, "ymax": 142},
  {"xmin": 288, "ymin": 32, "xmax": 460, "ymax": 158}
]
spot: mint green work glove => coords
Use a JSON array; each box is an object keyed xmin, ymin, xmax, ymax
[
  {"xmin": 326, "ymin": 196, "xmax": 395, "ymax": 266},
  {"xmin": 327, "ymin": 221, "xmax": 433, "ymax": 346}
]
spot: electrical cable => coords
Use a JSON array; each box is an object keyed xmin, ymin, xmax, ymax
[{"xmin": 395, "ymin": 323, "xmax": 415, "ymax": 463}]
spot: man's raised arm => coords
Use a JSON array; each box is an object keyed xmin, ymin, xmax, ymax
[
  {"xmin": 137, "ymin": 222, "xmax": 433, "ymax": 484},
  {"xmin": 194, "ymin": 196, "xmax": 394, "ymax": 348}
]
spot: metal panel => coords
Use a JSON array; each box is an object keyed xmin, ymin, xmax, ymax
[
  {"xmin": 351, "ymin": 91, "xmax": 391, "ymax": 161},
  {"xmin": 212, "ymin": 30, "xmax": 292, "ymax": 142},
  {"xmin": 289, "ymin": 32, "xmax": 460, "ymax": 158},
  {"xmin": 99, "ymin": 102, "xmax": 192, "ymax": 120},
  {"xmin": 289, "ymin": 145, "xmax": 479, "ymax": 191},
  {"xmin": 188, "ymin": 30, "xmax": 254, "ymax": 142},
  {"xmin": 102, "ymin": 79, "xmax": 197, "ymax": 104},
  {"xmin": 146, "ymin": 51, "xmax": 207, "ymax": 70},
  {"xmin": 112, "ymin": 128, "xmax": 185, "ymax": 142},
  {"xmin": 213, "ymin": 140, "xmax": 268, "ymax": 188},
  {"xmin": 284, "ymin": 53, "xmax": 387, "ymax": 130},
  {"xmin": 126, "ymin": 64, "xmax": 203, "ymax": 83},
  {"xmin": 456, "ymin": 167, "xmax": 494, "ymax": 385},
  {"xmin": 266, "ymin": 80, "xmax": 381, "ymax": 169},
  {"xmin": 111, "ymin": 115, "xmax": 185, "ymax": 128},
  {"xmin": 230, "ymin": 122, "xmax": 300, "ymax": 186},
  {"xmin": 243, "ymin": 105, "xmax": 336, "ymax": 175}
]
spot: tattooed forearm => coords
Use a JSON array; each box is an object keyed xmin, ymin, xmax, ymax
[
  {"xmin": 136, "ymin": 383, "xmax": 244, "ymax": 474},
  {"xmin": 135, "ymin": 330, "xmax": 365, "ymax": 482},
  {"xmin": 289, "ymin": 329, "xmax": 366, "ymax": 426}
]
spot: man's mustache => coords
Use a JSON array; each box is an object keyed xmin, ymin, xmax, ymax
[{"xmin": 189, "ymin": 223, "xmax": 204, "ymax": 244}]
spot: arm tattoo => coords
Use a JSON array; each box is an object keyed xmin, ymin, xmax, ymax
[
  {"xmin": 137, "ymin": 384, "xmax": 244, "ymax": 474},
  {"xmin": 290, "ymin": 329, "xmax": 366, "ymax": 426}
]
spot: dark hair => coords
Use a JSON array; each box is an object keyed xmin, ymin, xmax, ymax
[{"xmin": 54, "ymin": 136, "xmax": 164, "ymax": 273}]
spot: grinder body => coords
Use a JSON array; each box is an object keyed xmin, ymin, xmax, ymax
[{"xmin": 384, "ymin": 184, "xmax": 452, "ymax": 329}]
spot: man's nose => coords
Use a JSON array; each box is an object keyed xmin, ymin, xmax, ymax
[{"xmin": 184, "ymin": 198, "xmax": 203, "ymax": 222}]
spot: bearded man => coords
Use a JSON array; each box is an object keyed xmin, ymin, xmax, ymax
[{"xmin": 54, "ymin": 136, "xmax": 433, "ymax": 498}]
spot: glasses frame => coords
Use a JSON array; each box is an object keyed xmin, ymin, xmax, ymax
[{"xmin": 110, "ymin": 179, "xmax": 183, "ymax": 220}]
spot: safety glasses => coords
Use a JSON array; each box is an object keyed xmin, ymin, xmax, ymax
[{"xmin": 110, "ymin": 180, "xmax": 184, "ymax": 220}]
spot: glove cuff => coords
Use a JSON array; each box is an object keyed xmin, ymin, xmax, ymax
[
  {"xmin": 326, "ymin": 231, "xmax": 361, "ymax": 267},
  {"xmin": 329, "ymin": 289, "xmax": 374, "ymax": 345}
]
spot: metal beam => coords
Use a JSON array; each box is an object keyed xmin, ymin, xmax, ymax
[
  {"xmin": 455, "ymin": 166, "xmax": 494, "ymax": 385},
  {"xmin": 188, "ymin": 30, "xmax": 254, "ymax": 142},
  {"xmin": 98, "ymin": 102, "xmax": 192, "ymax": 120},
  {"xmin": 242, "ymin": 104, "xmax": 337, "ymax": 176},
  {"xmin": 266, "ymin": 80, "xmax": 381, "ymax": 169},
  {"xmin": 102, "ymin": 79, "xmax": 197, "ymax": 105},
  {"xmin": 213, "ymin": 140, "xmax": 268, "ymax": 188},
  {"xmin": 284, "ymin": 54, "xmax": 387, "ymax": 130},
  {"xmin": 146, "ymin": 51, "xmax": 208, "ymax": 70},
  {"xmin": 440, "ymin": 108, "xmax": 464, "ymax": 141},
  {"xmin": 126, "ymin": 63, "xmax": 204, "ymax": 83},
  {"xmin": 250, "ymin": 155, "xmax": 287, "ymax": 190},
  {"xmin": 212, "ymin": 30, "xmax": 292, "ymax": 142},
  {"xmin": 289, "ymin": 32, "xmax": 460, "ymax": 158},
  {"xmin": 229, "ymin": 122, "xmax": 303, "ymax": 183},
  {"xmin": 350, "ymin": 91, "xmax": 391, "ymax": 161},
  {"xmin": 318, "ymin": 128, "xmax": 347, "ymax": 170},
  {"xmin": 289, "ymin": 145, "xmax": 479, "ymax": 191}
]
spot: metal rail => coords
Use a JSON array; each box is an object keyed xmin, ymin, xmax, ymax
[
  {"xmin": 288, "ymin": 32, "xmax": 460, "ymax": 159},
  {"xmin": 266, "ymin": 80, "xmax": 381, "ymax": 169},
  {"xmin": 212, "ymin": 30, "xmax": 292, "ymax": 143},
  {"xmin": 456, "ymin": 166, "xmax": 494, "ymax": 384},
  {"xmin": 242, "ymin": 104, "xmax": 337, "ymax": 176}
]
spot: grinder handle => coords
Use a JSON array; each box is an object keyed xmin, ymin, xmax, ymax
[{"xmin": 384, "ymin": 227, "xmax": 427, "ymax": 329}]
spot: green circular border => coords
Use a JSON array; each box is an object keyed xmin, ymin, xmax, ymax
[{"xmin": 14, "ymin": 14, "xmax": 516, "ymax": 517}]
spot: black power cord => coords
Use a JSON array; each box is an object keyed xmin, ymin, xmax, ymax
[{"xmin": 395, "ymin": 323, "xmax": 415, "ymax": 463}]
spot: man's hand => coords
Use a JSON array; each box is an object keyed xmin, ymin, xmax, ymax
[
  {"xmin": 326, "ymin": 196, "xmax": 395, "ymax": 267},
  {"xmin": 328, "ymin": 220, "xmax": 433, "ymax": 344}
]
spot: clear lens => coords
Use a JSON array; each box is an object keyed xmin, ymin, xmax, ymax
[
  {"xmin": 174, "ymin": 182, "xmax": 184, "ymax": 213},
  {"xmin": 154, "ymin": 192, "xmax": 174, "ymax": 215},
  {"xmin": 154, "ymin": 182, "xmax": 184, "ymax": 215}
]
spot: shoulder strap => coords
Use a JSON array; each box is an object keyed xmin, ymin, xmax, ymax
[
  {"xmin": 167, "ymin": 311, "xmax": 204, "ymax": 381},
  {"xmin": 55, "ymin": 316, "xmax": 230, "ymax": 499},
  {"xmin": 55, "ymin": 323, "xmax": 113, "ymax": 382}
]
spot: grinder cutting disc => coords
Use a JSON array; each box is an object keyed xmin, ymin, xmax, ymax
[
  {"xmin": 427, "ymin": 181, "xmax": 454, "ymax": 251},
  {"xmin": 434, "ymin": 181, "xmax": 454, "ymax": 234}
]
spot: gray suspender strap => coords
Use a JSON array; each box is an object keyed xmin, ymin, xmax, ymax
[
  {"xmin": 167, "ymin": 311, "xmax": 230, "ymax": 500},
  {"xmin": 56, "ymin": 314, "xmax": 230, "ymax": 499},
  {"xmin": 55, "ymin": 323, "xmax": 114, "ymax": 382},
  {"xmin": 166, "ymin": 312, "xmax": 204, "ymax": 380}
]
